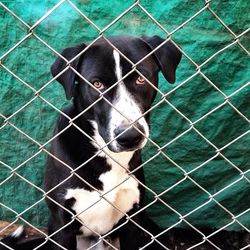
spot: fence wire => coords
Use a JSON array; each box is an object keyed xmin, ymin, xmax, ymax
[{"xmin": 0, "ymin": 0, "xmax": 249, "ymax": 249}]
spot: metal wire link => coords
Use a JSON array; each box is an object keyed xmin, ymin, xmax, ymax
[{"xmin": 0, "ymin": 0, "xmax": 249, "ymax": 249}]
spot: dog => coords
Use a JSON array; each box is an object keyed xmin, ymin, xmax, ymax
[{"xmin": 0, "ymin": 35, "xmax": 181, "ymax": 250}]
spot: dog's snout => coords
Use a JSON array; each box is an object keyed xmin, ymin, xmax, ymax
[{"xmin": 114, "ymin": 123, "xmax": 145, "ymax": 149}]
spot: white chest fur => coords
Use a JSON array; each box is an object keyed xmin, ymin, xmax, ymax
[{"xmin": 65, "ymin": 151, "xmax": 140, "ymax": 236}]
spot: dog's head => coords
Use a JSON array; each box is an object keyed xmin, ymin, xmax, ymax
[{"xmin": 51, "ymin": 36, "xmax": 181, "ymax": 153}]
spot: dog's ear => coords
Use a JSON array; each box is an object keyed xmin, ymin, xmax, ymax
[
  {"xmin": 141, "ymin": 35, "xmax": 182, "ymax": 83},
  {"xmin": 51, "ymin": 44, "xmax": 86, "ymax": 100}
]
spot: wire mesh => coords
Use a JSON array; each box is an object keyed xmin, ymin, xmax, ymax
[{"xmin": 0, "ymin": 0, "xmax": 249, "ymax": 249}]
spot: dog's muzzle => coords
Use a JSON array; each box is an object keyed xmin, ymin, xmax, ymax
[{"xmin": 113, "ymin": 123, "xmax": 146, "ymax": 152}]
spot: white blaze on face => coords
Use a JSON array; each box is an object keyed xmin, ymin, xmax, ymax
[{"xmin": 109, "ymin": 50, "xmax": 149, "ymax": 151}]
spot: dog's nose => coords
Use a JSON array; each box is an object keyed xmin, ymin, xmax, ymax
[{"xmin": 114, "ymin": 123, "xmax": 144, "ymax": 149}]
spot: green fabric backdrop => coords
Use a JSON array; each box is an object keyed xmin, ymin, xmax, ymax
[{"xmin": 0, "ymin": 0, "xmax": 249, "ymax": 231}]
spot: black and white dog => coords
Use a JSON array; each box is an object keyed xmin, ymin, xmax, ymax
[{"xmin": 0, "ymin": 35, "xmax": 181, "ymax": 250}]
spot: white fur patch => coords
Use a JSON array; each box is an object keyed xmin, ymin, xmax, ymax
[
  {"xmin": 65, "ymin": 125, "xmax": 140, "ymax": 236},
  {"xmin": 66, "ymin": 176, "xmax": 139, "ymax": 236},
  {"xmin": 11, "ymin": 226, "xmax": 24, "ymax": 238},
  {"xmin": 109, "ymin": 50, "xmax": 149, "ymax": 151},
  {"xmin": 113, "ymin": 50, "xmax": 122, "ymax": 81}
]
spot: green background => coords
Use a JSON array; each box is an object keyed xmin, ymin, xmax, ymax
[{"xmin": 0, "ymin": 0, "xmax": 249, "ymax": 232}]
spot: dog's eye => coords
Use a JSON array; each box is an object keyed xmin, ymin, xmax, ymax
[
  {"xmin": 136, "ymin": 76, "xmax": 145, "ymax": 85},
  {"xmin": 93, "ymin": 81, "xmax": 104, "ymax": 89}
]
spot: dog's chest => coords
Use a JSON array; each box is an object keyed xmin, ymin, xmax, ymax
[{"xmin": 65, "ymin": 153, "xmax": 140, "ymax": 236}]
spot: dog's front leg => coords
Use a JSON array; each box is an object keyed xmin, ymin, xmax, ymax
[
  {"xmin": 51, "ymin": 230, "xmax": 76, "ymax": 250},
  {"xmin": 119, "ymin": 220, "xmax": 143, "ymax": 250}
]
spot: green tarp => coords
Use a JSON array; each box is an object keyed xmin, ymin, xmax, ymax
[{"xmin": 0, "ymin": 0, "xmax": 249, "ymax": 231}]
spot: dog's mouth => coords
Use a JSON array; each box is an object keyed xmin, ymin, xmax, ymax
[{"xmin": 107, "ymin": 139, "xmax": 146, "ymax": 153}]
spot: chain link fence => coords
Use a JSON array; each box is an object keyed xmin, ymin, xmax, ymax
[{"xmin": 0, "ymin": 0, "xmax": 249, "ymax": 249}]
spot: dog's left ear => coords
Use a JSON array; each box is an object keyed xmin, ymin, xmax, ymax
[
  {"xmin": 51, "ymin": 44, "xmax": 86, "ymax": 100},
  {"xmin": 141, "ymin": 35, "xmax": 182, "ymax": 83}
]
